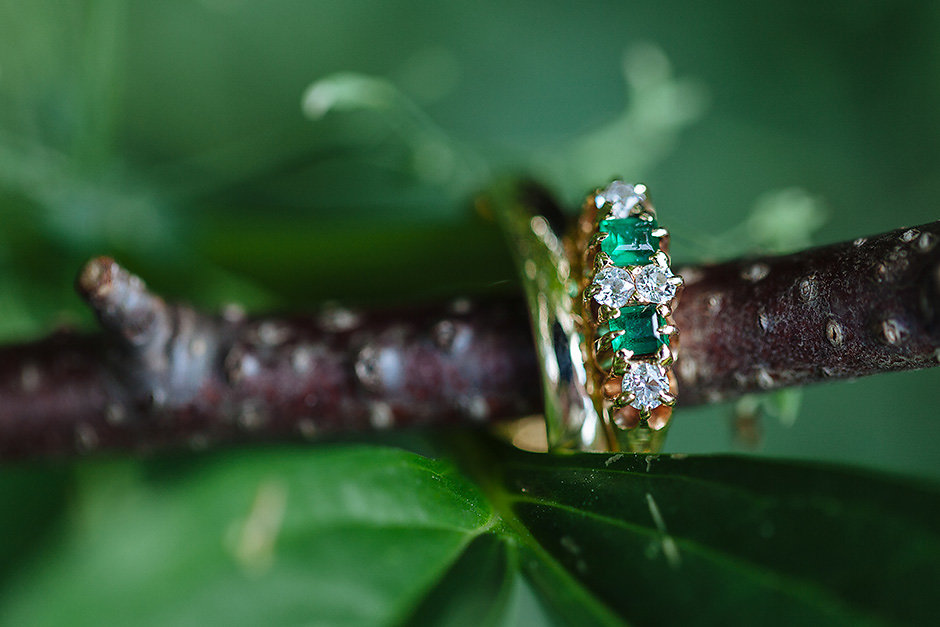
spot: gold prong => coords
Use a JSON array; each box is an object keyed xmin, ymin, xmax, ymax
[
  {"xmin": 611, "ymin": 350, "xmax": 635, "ymax": 375},
  {"xmin": 596, "ymin": 305, "xmax": 619, "ymax": 324},
  {"xmin": 656, "ymin": 304, "xmax": 672, "ymax": 318},
  {"xmin": 657, "ymin": 343, "xmax": 674, "ymax": 367},
  {"xmin": 651, "ymin": 227, "xmax": 668, "ymax": 238},
  {"xmin": 594, "ymin": 252, "xmax": 614, "ymax": 273},
  {"xmin": 584, "ymin": 282, "xmax": 602, "ymax": 300},
  {"xmin": 615, "ymin": 348, "xmax": 635, "ymax": 362},
  {"xmin": 667, "ymin": 275, "xmax": 684, "ymax": 286},
  {"xmin": 613, "ymin": 392, "xmax": 636, "ymax": 409},
  {"xmin": 653, "ymin": 250, "xmax": 670, "ymax": 267},
  {"xmin": 659, "ymin": 392, "xmax": 677, "ymax": 407},
  {"xmin": 637, "ymin": 212, "xmax": 655, "ymax": 222},
  {"xmin": 657, "ymin": 324, "xmax": 677, "ymax": 336},
  {"xmin": 589, "ymin": 231, "xmax": 609, "ymax": 248},
  {"xmin": 595, "ymin": 330, "xmax": 622, "ymax": 353}
]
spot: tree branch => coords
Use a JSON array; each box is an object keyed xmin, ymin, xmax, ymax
[
  {"xmin": 1, "ymin": 222, "xmax": 938, "ymax": 459},
  {"xmin": 674, "ymin": 223, "xmax": 940, "ymax": 404}
]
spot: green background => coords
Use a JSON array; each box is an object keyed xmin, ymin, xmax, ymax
[{"xmin": 1, "ymin": 1, "xmax": 939, "ymax": 624}]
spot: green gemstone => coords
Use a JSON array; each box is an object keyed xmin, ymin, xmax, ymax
[
  {"xmin": 599, "ymin": 217, "xmax": 660, "ymax": 266},
  {"xmin": 608, "ymin": 305, "xmax": 668, "ymax": 356}
]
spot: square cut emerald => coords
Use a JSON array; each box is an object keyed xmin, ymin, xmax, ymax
[
  {"xmin": 599, "ymin": 217, "xmax": 659, "ymax": 266},
  {"xmin": 608, "ymin": 305, "xmax": 668, "ymax": 356}
]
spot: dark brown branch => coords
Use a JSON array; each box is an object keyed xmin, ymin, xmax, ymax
[
  {"xmin": 0, "ymin": 258, "xmax": 540, "ymax": 458},
  {"xmin": 1, "ymin": 222, "xmax": 938, "ymax": 459},
  {"xmin": 673, "ymin": 222, "xmax": 940, "ymax": 404}
]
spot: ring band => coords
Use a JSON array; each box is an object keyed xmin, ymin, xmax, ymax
[
  {"xmin": 488, "ymin": 180, "xmax": 681, "ymax": 454},
  {"xmin": 572, "ymin": 181, "xmax": 683, "ymax": 452}
]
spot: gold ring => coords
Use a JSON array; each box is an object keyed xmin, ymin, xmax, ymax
[
  {"xmin": 488, "ymin": 180, "xmax": 682, "ymax": 453},
  {"xmin": 571, "ymin": 181, "xmax": 683, "ymax": 453}
]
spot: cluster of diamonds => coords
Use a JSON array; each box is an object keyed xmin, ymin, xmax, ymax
[{"xmin": 584, "ymin": 181, "xmax": 682, "ymax": 417}]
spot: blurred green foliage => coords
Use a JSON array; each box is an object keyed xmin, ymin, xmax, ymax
[
  {"xmin": 1, "ymin": 1, "xmax": 940, "ymax": 623},
  {"xmin": 3, "ymin": 439, "xmax": 939, "ymax": 626}
]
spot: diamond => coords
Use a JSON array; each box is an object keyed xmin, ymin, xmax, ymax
[
  {"xmin": 634, "ymin": 264, "xmax": 677, "ymax": 304},
  {"xmin": 622, "ymin": 362, "xmax": 669, "ymax": 412},
  {"xmin": 595, "ymin": 181, "xmax": 646, "ymax": 219},
  {"xmin": 591, "ymin": 267, "xmax": 635, "ymax": 308}
]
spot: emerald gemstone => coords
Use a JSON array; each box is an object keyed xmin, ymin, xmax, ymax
[
  {"xmin": 608, "ymin": 305, "xmax": 668, "ymax": 356},
  {"xmin": 599, "ymin": 217, "xmax": 659, "ymax": 266}
]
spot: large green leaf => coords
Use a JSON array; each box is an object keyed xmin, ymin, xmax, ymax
[{"xmin": 1, "ymin": 438, "xmax": 937, "ymax": 626}]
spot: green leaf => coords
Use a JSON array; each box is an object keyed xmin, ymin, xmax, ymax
[{"xmin": 1, "ymin": 439, "xmax": 938, "ymax": 626}]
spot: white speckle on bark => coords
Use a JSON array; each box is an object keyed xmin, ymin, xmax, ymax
[
  {"xmin": 291, "ymin": 345, "xmax": 315, "ymax": 374},
  {"xmin": 189, "ymin": 337, "xmax": 207, "ymax": 357},
  {"xmin": 240, "ymin": 353, "xmax": 261, "ymax": 379},
  {"xmin": 149, "ymin": 388, "xmax": 168, "ymax": 407},
  {"xmin": 369, "ymin": 402, "xmax": 394, "ymax": 429},
  {"xmin": 238, "ymin": 400, "xmax": 267, "ymax": 430},
  {"xmin": 798, "ymin": 276, "xmax": 817, "ymax": 302},
  {"xmin": 355, "ymin": 345, "xmax": 403, "ymax": 391},
  {"xmin": 758, "ymin": 310, "xmax": 772, "ymax": 333},
  {"xmin": 226, "ymin": 348, "xmax": 261, "ymax": 383},
  {"xmin": 449, "ymin": 297, "xmax": 472, "ymax": 315},
  {"xmin": 462, "ymin": 395, "xmax": 490, "ymax": 421},
  {"xmin": 255, "ymin": 321, "xmax": 290, "ymax": 347},
  {"xmin": 221, "ymin": 303, "xmax": 246, "ymax": 323},
  {"xmin": 853, "ymin": 237, "xmax": 867, "ymax": 247},
  {"xmin": 432, "ymin": 320, "xmax": 457, "ymax": 351},
  {"xmin": 676, "ymin": 266, "xmax": 702, "ymax": 285},
  {"xmin": 826, "ymin": 319, "xmax": 844, "ymax": 347},
  {"xmin": 901, "ymin": 228, "xmax": 920, "ymax": 243},
  {"xmin": 742, "ymin": 263, "xmax": 769, "ymax": 282},
  {"xmin": 298, "ymin": 418, "xmax": 318, "ymax": 440},
  {"xmin": 676, "ymin": 356, "xmax": 697, "ymax": 384},
  {"xmin": 917, "ymin": 232, "xmax": 937, "ymax": 253},
  {"xmin": 19, "ymin": 362, "xmax": 40, "ymax": 393},
  {"xmin": 105, "ymin": 403, "xmax": 127, "ymax": 425},
  {"xmin": 318, "ymin": 304, "xmax": 361, "ymax": 332},
  {"xmin": 756, "ymin": 367, "xmax": 774, "ymax": 389},
  {"xmin": 706, "ymin": 293, "xmax": 723, "ymax": 313},
  {"xmin": 881, "ymin": 318, "xmax": 908, "ymax": 345},
  {"xmin": 75, "ymin": 423, "xmax": 99, "ymax": 452}
]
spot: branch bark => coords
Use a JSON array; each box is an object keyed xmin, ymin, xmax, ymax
[{"xmin": 1, "ymin": 221, "xmax": 938, "ymax": 459}]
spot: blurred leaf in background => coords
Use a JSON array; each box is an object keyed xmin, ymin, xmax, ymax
[{"xmin": 1, "ymin": 1, "xmax": 940, "ymax": 625}]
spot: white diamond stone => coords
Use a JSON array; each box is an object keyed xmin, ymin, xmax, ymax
[
  {"xmin": 594, "ymin": 180, "xmax": 646, "ymax": 219},
  {"xmin": 623, "ymin": 362, "xmax": 669, "ymax": 412},
  {"xmin": 591, "ymin": 266, "xmax": 635, "ymax": 308},
  {"xmin": 634, "ymin": 264, "xmax": 677, "ymax": 304}
]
